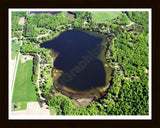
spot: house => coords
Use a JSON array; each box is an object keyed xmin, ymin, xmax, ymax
[
  {"xmin": 39, "ymin": 78, "xmax": 45, "ymax": 84},
  {"xmin": 134, "ymin": 33, "xmax": 138, "ymax": 35},
  {"xmin": 127, "ymin": 29, "xmax": 134, "ymax": 32},
  {"xmin": 84, "ymin": 20, "xmax": 89, "ymax": 24},
  {"xmin": 102, "ymin": 103, "xmax": 107, "ymax": 107},
  {"xmin": 131, "ymin": 77, "xmax": 135, "ymax": 81},
  {"xmin": 14, "ymin": 104, "xmax": 17, "ymax": 110}
]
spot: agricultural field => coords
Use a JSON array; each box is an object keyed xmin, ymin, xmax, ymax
[
  {"xmin": 12, "ymin": 59, "xmax": 37, "ymax": 103},
  {"xmin": 90, "ymin": 11, "xmax": 122, "ymax": 23}
]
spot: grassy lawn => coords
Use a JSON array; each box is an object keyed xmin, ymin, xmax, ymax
[
  {"xmin": 11, "ymin": 102, "xmax": 27, "ymax": 111},
  {"xmin": 12, "ymin": 59, "xmax": 37, "ymax": 103},
  {"xmin": 90, "ymin": 11, "xmax": 122, "ymax": 23},
  {"xmin": 48, "ymin": 106, "xmax": 56, "ymax": 115},
  {"xmin": 46, "ymin": 71, "xmax": 53, "ymax": 88},
  {"xmin": 61, "ymin": 11, "xmax": 67, "ymax": 17},
  {"xmin": 11, "ymin": 40, "xmax": 20, "ymax": 59}
]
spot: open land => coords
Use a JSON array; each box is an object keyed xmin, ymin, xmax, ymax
[
  {"xmin": 90, "ymin": 11, "xmax": 122, "ymax": 23},
  {"xmin": 12, "ymin": 59, "xmax": 37, "ymax": 103}
]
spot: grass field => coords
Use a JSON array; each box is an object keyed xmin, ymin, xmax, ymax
[
  {"xmin": 12, "ymin": 59, "xmax": 37, "ymax": 103},
  {"xmin": 90, "ymin": 11, "xmax": 122, "ymax": 23},
  {"xmin": 48, "ymin": 106, "xmax": 56, "ymax": 115},
  {"xmin": 61, "ymin": 11, "xmax": 67, "ymax": 17},
  {"xmin": 11, "ymin": 102, "xmax": 27, "ymax": 111},
  {"xmin": 11, "ymin": 40, "xmax": 20, "ymax": 59},
  {"xmin": 46, "ymin": 71, "xmax": 53, "ymax": 88}
]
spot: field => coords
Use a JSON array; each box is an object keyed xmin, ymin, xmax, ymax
[
  {"xmin": 90, "ymin": 11, "xmax": 122, "ymax": 23},
  {"xmin": 11, "ymin": 102, "xmax": 27, "ymax": 111},
  {"xmin": 11, "ymin": 40, "xmax": 20, "ymax": 59},
  {"xmin": 12, "ymin": 59, "xmax": 37, "ymax": 103},
  {"xmin": 46, "ymin": 71, "xmax": 53, "ymax": 88}
]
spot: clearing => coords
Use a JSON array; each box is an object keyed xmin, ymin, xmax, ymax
[
  {"xmin": 11, "ymin": 102, "xmax": 50, "ymax": 115},
  {"xmin": 90, "ymin": 11, "xmax": 122, "ymax": 23},
  {"xmin": 12, "ymin": 59, "xmax": 37, "ymax": 103},
  {"xmin": 11, "ymin": 40, "xmax": 20, "ymax": 59},
  {"xmin": 20, "ymin": 55, "xmax": 33, "ymax": 63},
  {"xmin": 66, "ymin": 12, "xmax": 75, "ymax": 19}
]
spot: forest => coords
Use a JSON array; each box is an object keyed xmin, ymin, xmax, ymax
[
  {"xmin": 11, "ymin": 11, "xmax": 149, "ymax": 115},
  {"xmin": 11, "ymin": 11, "xmax": 26, "ymax": 38},
  {"xmin": 24, "ymin": 13, "xmax": 73, "ymax": 37}
]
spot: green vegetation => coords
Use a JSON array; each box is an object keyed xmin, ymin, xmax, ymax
[
  {"xmin": 32, "ymin": 54, "xmax": 39, "ymax": 86},
  {"xmin": 126, "ymin": 11, "xmax": 149, "ymax": 34},
  {"xmin": 111, "ymin": 13, "xmax": 131, "ymax": 25},
  {"xmin": 61, "ymin": 11, "xmax": 67, "ymax": 16},
  {"xmin": 12, "ymin": 59, "xmax": 37, "ymax": 103},
  {"xmin": 21, "ymin": 41, "xmax": 38, "ymax": 54},
  {"xmin": 11, "ymin": 40, "xmax": 20, "ymax": 59},
  {"xmin": 47, "ymin": 95, "xmax": 107, "ymax": 115},
  {"xmin": 12, "ymin": 11, "xmax": 26, "ymax": 38},
  {"xmin": 90, "ymin": 11, "xmax": 122, "ymax": 23},
  {"xmin": 47, "ymin": 95, "xmax": 76, "ymax": 115},
  {"xmin": 24, "ymin": 13, "xmax": 73, "ymax": 37},
  {"xmin": 126, "ymin": 11, "xmax": 148, "ymax": 26},
  {"xmin": 48, "ymin": 106, "xmax": 57, "ymax": 115},
  {"xmin": 12, "ymin": 11, "xmax": 26, "ymax": 18},
  {"xmin": 11, "ymin": 102, "xmax": 27, "ymax": 111},
  {"xmin": 103, "ymin": 11, "xmax": 149, "ymax": 115},
  {"xmin": 69, "ymin": 11, "xmax": 87, "ymax": 19},
  {"xmin": 11, "ymin": 11, "xmax": 149, "ymax": 116}
]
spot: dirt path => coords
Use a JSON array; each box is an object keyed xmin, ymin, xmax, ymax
[
  {"xmin": 19, "ymin": 17, "xmax": 25, "ymax": 25},
  {"xmin": 11, "ymin": 102, "xmax": 50, "ymax": 115},
  {"xmin": 37, "ymin": 30, "xmax": 51, "ymax": 39},
  {"xmin": 125, "ymin": 21, "xmax": 135, "ymax": 27}
]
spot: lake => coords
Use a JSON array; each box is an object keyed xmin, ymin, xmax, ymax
[{"xmin": 40, "ymin": 30, "xmax": 112, "ymax": 99}]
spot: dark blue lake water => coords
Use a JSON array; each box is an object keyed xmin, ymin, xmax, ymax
[{"xmin": 40, "ymin": 30, "xmax": 107, "ymax": 91}]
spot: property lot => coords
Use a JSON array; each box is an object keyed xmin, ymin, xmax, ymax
[
  {"xmin": 90, "ymin": 11, "xmax": 122, "ymax": 23},
  {"xmin": 12, "ymin": 59, "xmax": 37, "ymax": 103}
]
